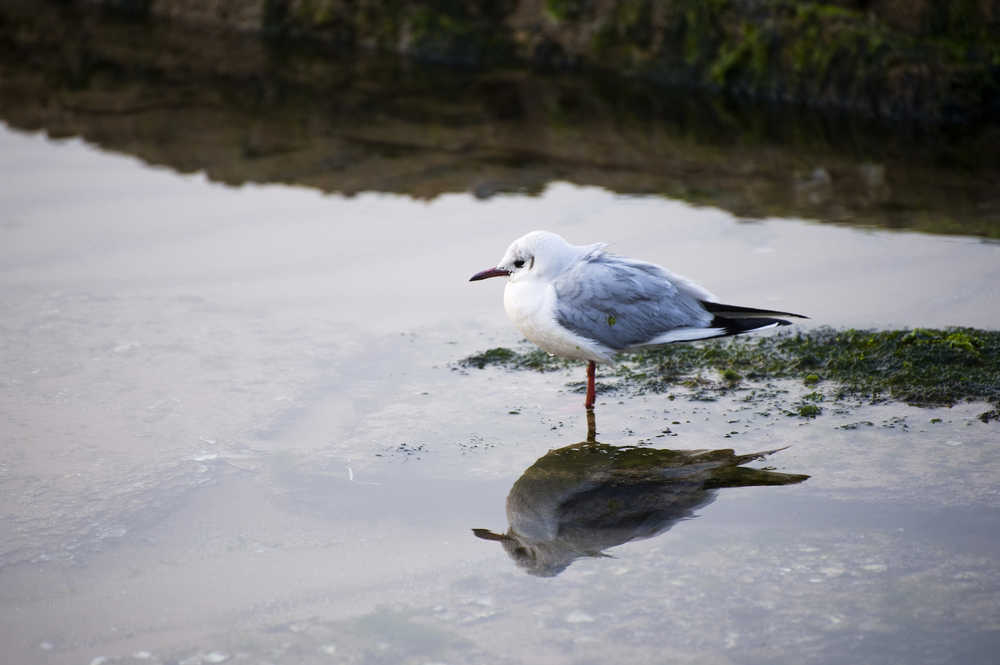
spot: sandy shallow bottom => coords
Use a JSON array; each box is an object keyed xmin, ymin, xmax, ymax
[{"xmin": 1, "ymin": 126, "xmax": 999, "ymax": 664}]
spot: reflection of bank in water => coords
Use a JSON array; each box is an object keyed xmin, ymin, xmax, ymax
[
  {"xmin": 474, "ymin": 429, "xmax": 807, "ymax": 577},
  {"xmin": 1, "ymin": 2, "xmax": 997, "ymax": 239}
]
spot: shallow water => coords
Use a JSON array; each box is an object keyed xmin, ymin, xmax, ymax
[
  {"xmin": 4, "ymin": 13, "xmax": 1000, "ymax": 665},
  {"xmin": 2, "ymin": 120, "xmax": 999, "ymax": 665}
]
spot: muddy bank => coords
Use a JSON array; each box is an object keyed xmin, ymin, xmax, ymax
[
  {"xmin": 460, "ymin": 327, "xmax": 1000, "ymax": 423},
  {"xmin": 2, "ymin": 1, "xmax": 998, "ymax": 238},
  {"xmin": 58, "ymin": 0, "xmax": 1000, "ymax": 124}
]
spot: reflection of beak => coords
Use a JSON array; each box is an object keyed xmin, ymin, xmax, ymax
[
  {"xmin": 472, "ymin": 528, "xmax": 509, "ymax": 541},
  {"xmin": 469, "ymin": 267, "xmax": 510, "ymax": 281}
]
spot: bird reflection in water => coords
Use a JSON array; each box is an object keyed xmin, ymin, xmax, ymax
[{"xmin": 473, "ymin": 411, "xmax": 808, "ymax": 576}]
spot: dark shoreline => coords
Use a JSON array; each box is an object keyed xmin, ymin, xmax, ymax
[
  {"xmin": 50, "ymin": 0, "xmax": 1000, "ymax": 125},
  {"xmin": 3, "ymin": 0, "xmax": 998, "ymax": 238}
]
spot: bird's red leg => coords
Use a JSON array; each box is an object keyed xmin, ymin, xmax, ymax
[
  {"xmin": 586, "ymin": 407, "xmax": 597, "ymax": 442},
  {"xmin": 585, "ymin": 360, "xmax": 596, "ymax": 409}
]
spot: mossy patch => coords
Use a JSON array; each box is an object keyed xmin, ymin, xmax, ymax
[
  {"xmin": 460, "ymin": 346, "xmax": 573, "ymax": 372},
  {"xmin": 593, "ymin": 0, "xmax": 1000, "ymax": 123},
  {"xmin": 459, "ymin": 327, "xmax": 1000, "ymax": 418},
  {"xmin": 722, "ymin": 368, "xmax": 742, "ymax": 384},
  {"xmin": 796, "ymin": 403, "xmax": 822, "ymax": 418}
]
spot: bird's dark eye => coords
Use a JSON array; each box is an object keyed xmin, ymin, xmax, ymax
[{"xmin": 513, "ymin": 259, "xmax": 525, "ymax": 268}]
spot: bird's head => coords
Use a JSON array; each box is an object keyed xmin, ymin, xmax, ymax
[{"xmin": 469, "ymin": 230, "xmax": 589, "ymax": 283}]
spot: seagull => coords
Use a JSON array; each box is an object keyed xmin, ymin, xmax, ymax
[{"xmin": 469, "ymin": 230, "xmax": 806, "ymax": 409}]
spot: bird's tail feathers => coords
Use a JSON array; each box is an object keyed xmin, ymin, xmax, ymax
[
  {"xmin": 710, "ymin": 316, "xmax": 791, "ymax": 337},
  {"xmin": 642, "ymin": 315, "xmax": 790, "ymax": 346}
]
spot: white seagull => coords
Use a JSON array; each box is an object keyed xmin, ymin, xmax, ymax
[{"xmin": 470, "ymin": 230, "xmax": 806, "ymax": 409}]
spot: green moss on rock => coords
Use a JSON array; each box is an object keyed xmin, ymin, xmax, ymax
[
  {"xmin": 797, "ymin": 403, "xmax": 822, "ymax": 418},
  {"xmin": 460, "ymin": 327, "xmax": 1000, "ymax": 414},
  {"xmin": 541, "ymin": 0, "xmax": 1000, "ymax": 122},
  {"xmin": 460, "ymin": 346, "xmax": 572, "ymax": 371}
]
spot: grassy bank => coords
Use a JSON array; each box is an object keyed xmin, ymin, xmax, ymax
[{"xmin": 72, "ymin": 0, "xmax": 998, "ymax": 124}]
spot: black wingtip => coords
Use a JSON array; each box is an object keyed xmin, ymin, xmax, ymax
[{"xmin": 701, "ymin": 301, "xmax": 808, "ymax": 319}]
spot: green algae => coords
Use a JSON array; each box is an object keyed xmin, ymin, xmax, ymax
[
  {"xmin": 460, "ymin": 347, "xmax": 574, "ymax": 372},
  {"xmin": 797, "ymin": 403, "xmax": 822, "ymax": 418},
  {"xmin": 722, "ymin": 368, "xmax": 742, "ymax": 384},
  {"xmin": 459, "ymin": 327, "xmax": 1000, "ymax": 416},
  {"xmin": 631, "ymin": 326, "xmax": 1000, "ymax": 410},
  {"xmin": 550, "ymin": 0, "xmax": 1000, "ymax": 123}
]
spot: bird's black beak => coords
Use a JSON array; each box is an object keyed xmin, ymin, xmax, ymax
[{"xmin": 469, "ymin": 267, "xmax": 511, "ymax": 281}]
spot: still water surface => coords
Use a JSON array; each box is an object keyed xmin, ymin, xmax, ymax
[{"xmin": 1, "ymin": 120, "xmax": 999, "ymax": 665}]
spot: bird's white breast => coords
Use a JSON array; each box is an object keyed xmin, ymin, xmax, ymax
[{"xmin": 503, "ymin": 279, "xmax": 613, "ymax": 363}]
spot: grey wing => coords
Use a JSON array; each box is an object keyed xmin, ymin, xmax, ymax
[{"xmin": 553, "ymin": 255, "xmax": 712, "ymax": 350}]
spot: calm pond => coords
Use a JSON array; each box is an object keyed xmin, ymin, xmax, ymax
[{"xmin": 1, "ymin": 11, "xmax": 1000, "ymax": 665}]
